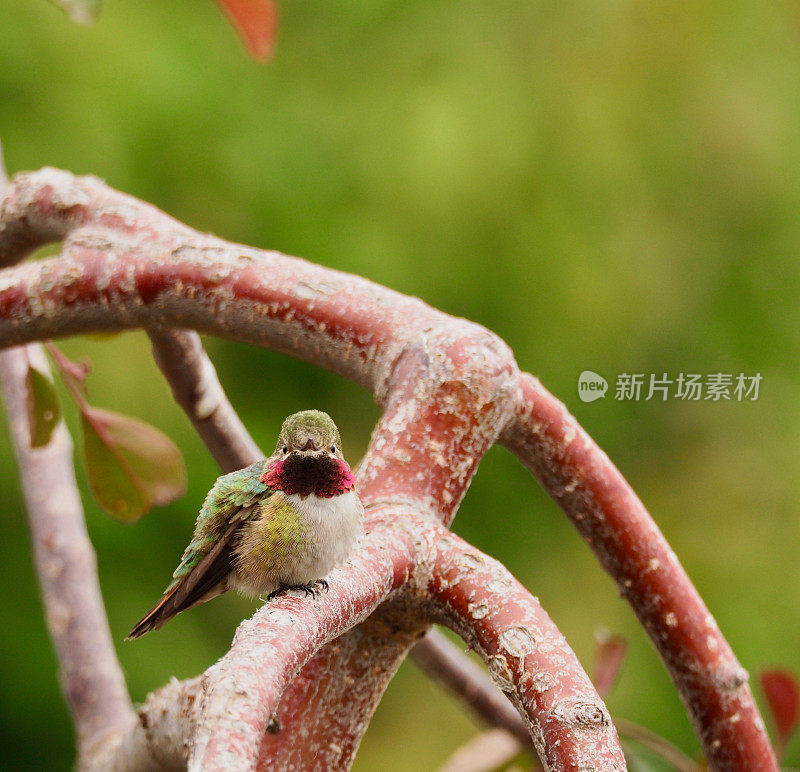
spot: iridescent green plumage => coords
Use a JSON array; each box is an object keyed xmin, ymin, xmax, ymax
[
  {"xmin": 127, "ymin": 461, "xmax": 272, "ymax": 639},
  {"xmin": 127, "ymin": 410, "xmax": 363, "ymax": 640},
  {"xmin": 165, "ymin": 462, "xmax": 269, "ymax": 592}
]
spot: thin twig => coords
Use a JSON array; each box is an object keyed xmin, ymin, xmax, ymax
[
  {"xmin": 411, "ymin": 629, "xmax": 531, "ymax": 747},
  {"xmin": 437, "ymin": 728, "xmax": 528, "ymax": 772},
  {"xmin": 147, "ymin": 327, "xmax": 262, "ymax": 472}
]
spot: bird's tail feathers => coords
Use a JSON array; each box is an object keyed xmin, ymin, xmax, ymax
[
  {"xmin": 126, "ymin": 515, "xmax": 245, "ymax": 640},
  {"xmin": 126, "ymin": 585, "xmax": 182, "ymax": 640}
]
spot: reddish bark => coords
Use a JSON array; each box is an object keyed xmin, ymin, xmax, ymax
[
  {"xmin": 0, "ymin": 168, "xmax": 777, "ymax": 770},
  {"xmin": 190, "ymin": 509, "xmax": 420, "ymax": 769},
  {"xmin": 231, "ymin": 321, "xmax": 534, "ymax": 769},
  {"xmin": 429, "ymin": 528, "xmax": 624, "ymax": 769},
  {"xmin": 500, "ymin": 374, "xmax": 776, "ymax": 769}
]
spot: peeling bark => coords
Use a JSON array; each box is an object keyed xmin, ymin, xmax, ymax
[
  {"xmin": 500, "ymin": 374, "xmax": 775, "ymax": 769},
  {"xmin": 191, "ymin": 510, "xmax": 420, "ymax": 770},
  {"xmin": 0, "ymin": 168, "xmax": 778, "ymax": 771},
  {"xmin": 429, "ymin": 528, "xmax": 624, "ymax": 769}
]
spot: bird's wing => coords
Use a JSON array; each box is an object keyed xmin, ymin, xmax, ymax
[{"xmin": 127, "ymin": 461, "xmax": 269, "ymax": 639}]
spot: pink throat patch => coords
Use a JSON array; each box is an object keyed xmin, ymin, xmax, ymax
[{"xmin": 261, "ymin": 456, "xmax": 356, "ymax": 498}]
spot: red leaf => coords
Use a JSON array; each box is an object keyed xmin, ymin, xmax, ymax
[
  {"xmin": 45, "ymin": 342, "xmax": 91, "ymax": 394},
  {"xmin": 214, "ymin": 0, "xmax": 278, "ymax": 61},
  {"xmin": 593, "ymin": 629, "xmax": 627, "ymax": 698},
  {"xmin": 760, "ymin": 669, "xmax": 800, "ymax": 752}
]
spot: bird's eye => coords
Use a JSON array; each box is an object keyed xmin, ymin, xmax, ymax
[
  {"xmin": 330, "ymin": 445, "xmax": 336, "ymax": 453},
  {"xmin": 282, "ymin": 446, "xmax": 288, "ymax": 454}
]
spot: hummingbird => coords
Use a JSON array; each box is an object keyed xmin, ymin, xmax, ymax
[{"xmin": 127, "ymin": 410, "xmax": 363, "ymax": 639}]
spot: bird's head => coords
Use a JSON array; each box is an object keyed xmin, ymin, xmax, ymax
[{"xmin": 261, "ymin": 410, "xmax": 355, "ymax": 497}]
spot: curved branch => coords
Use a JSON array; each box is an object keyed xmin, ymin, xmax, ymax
[
  {"xmin": 414, "ymin": 632, "xmax": 705, "ymax": 772},
  {"xmin": 255, "ymin": 603, "xmax": 430, "ymax": 771},
  {"xmin": 204, "ymin": 332, "xmax": 522, "ymax": 768},
  {"xmin": 0, "ymin": 345, "xmax": 135, "ymax": 763},
  {"xmin": 501, "ymin": 373, "xmax": 777, "ymax": 770},
  {"xmin": 190, "ymin": 509, "xmax": 421, "ymax": 770},
  {"xmin": 0, "ymin": 168, "xmax": 451, "ymax": 397},
  {"xmin": 145, "ymin": 323, "xmax": 556, "ymax": 768},
  {"xmin": 429, "ymin": 528, "xmax": 626, "ymax": 770},
  {"xmin": 0, "ymin": 168, "xmax": 773, "ymax": 769},
  {"xmin": 147, "ymin": 327, "xmax": 546, "ymax": 767},
  {"xmin": 147, "ymin": 327, "xmax": 608, "ymax": 770}
]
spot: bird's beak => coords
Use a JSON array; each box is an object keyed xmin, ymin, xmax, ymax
[{"xmin": 301, "ymin": 438, "xmax": 317, "ymax": 452}]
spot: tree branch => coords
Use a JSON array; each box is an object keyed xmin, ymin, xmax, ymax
[
  {"xmin": 411, "ymin": 629, "xmax": 531, "ymax": 747},
  {"xmin": 0, "ymin": 168, "xmax": 432, "ymax": 395},
  {"xmin": 438, "ymin": 728, "xmax": 527, "ymax": 772},
  {"xmin": 146, "ymin": 325, "xmax": 545, "ymax": 766},
  {"xmin": 0, "ymin": 345, "xmax": 136, "ymax": 763},
  {"xmin": 428, "ymin": 528, "xmax": 625, "ymax": 769},
  {"xmin": 500, "ymin": 373, "xmax": 777, "ymax": 770},
  {"xmin": 0, "ymin": 168, "xmax": 774, "ymax": 769},
  {"xmin": 189, "ymin": 508, "xmax": 421, "ymax": 770},
  {"xmin": 145, "ymin": 321, "xmax": 559, "ymax": 768},
  {"xmin": 87, "ymin": 676, "xmax": 203, "ymax": 772},
  {"xmin": 148, "ymin": 327, "xmax": 261, "ymax": 471},
  {"xmin": 142, "ymin": 288, "xmax": 570, "ymax": 768}
]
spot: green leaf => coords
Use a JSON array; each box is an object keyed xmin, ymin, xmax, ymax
[
  {"xmin": 25, "ymin": 365, "xmax": 61, "ymax": 448},
  {"xmin": 81, "ymin": 407, "xmax": 187, "ymax": 522},
  {"xmin": 45, "ymin": 0, "xmax": 102, "ymax": 25}
]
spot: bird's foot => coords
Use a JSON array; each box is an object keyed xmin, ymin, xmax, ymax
[
  {"xmin": 266, "ymin": 712, "xmax": 281, "ymax": 734},
  {"xmin": 267, "ymin": 579, "xmax": 329, "ymax": 601}
]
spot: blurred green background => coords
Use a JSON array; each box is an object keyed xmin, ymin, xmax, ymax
[{"xmin": 1, "ymin": 0, "xmax": 799, "ymax": 768}]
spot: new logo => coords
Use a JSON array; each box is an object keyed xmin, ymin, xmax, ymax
[{"xmin": 578, "ymin": 371, "xmax": 608, "ymax": 402}]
